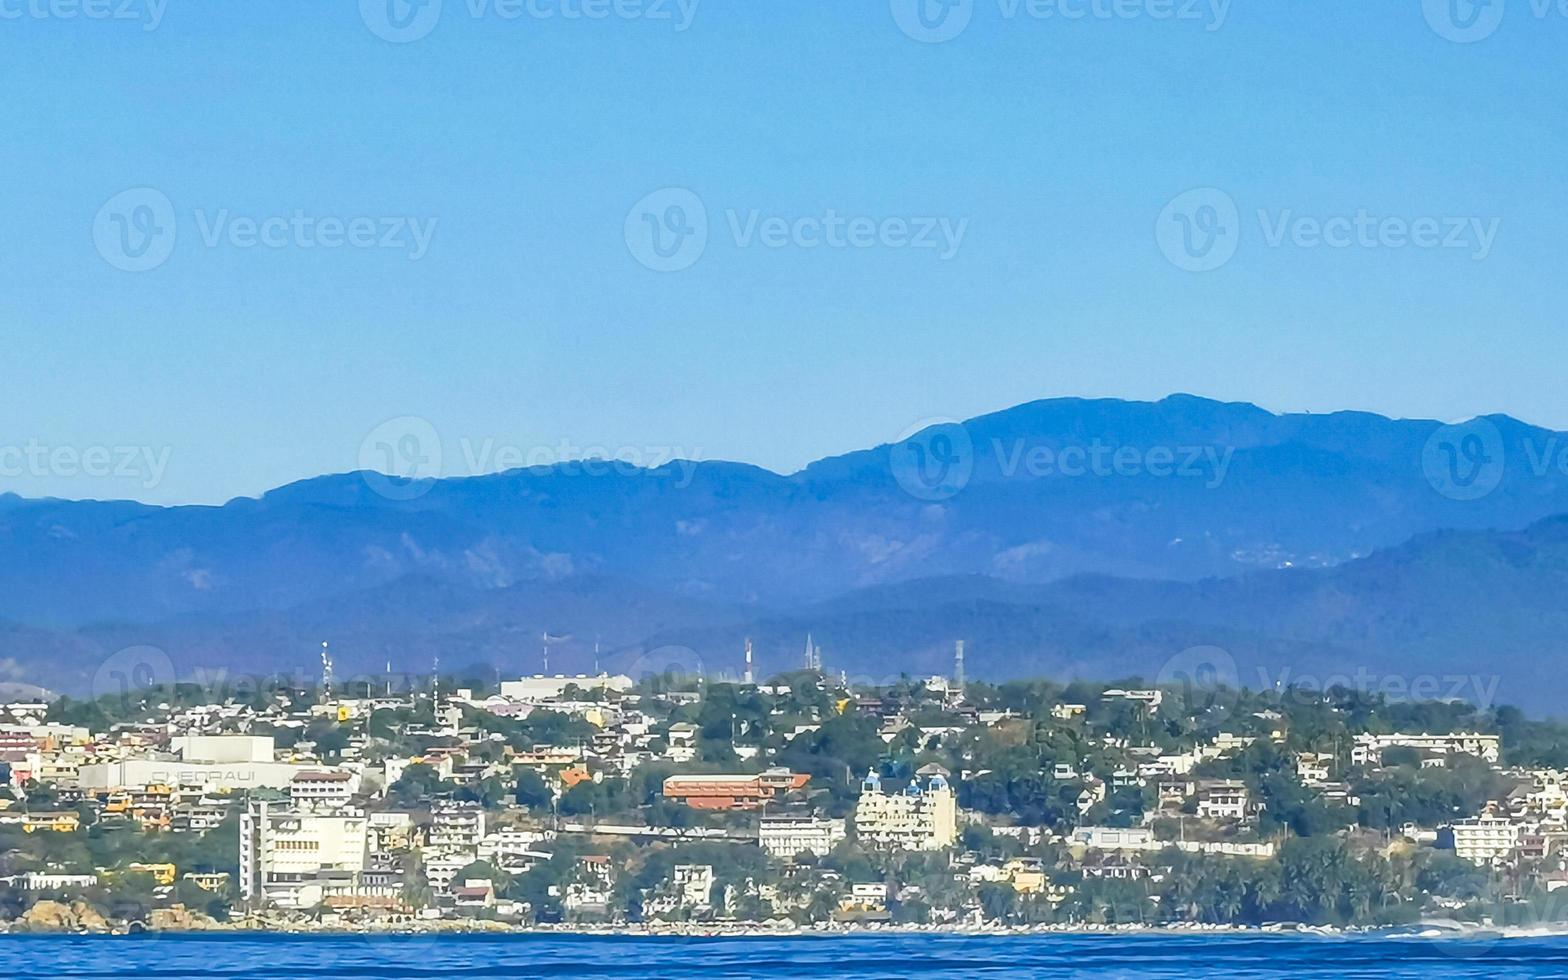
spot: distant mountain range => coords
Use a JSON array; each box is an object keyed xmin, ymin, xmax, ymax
[{"xmin": 7, "ymin": 394, "xmax": 1568, "ymax": 711}]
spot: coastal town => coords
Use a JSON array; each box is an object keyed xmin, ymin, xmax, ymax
[{"xmin": 3, "ymin": 644, "xmax": 1568, "ymax": 934}]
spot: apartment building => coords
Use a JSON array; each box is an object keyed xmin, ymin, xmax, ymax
[
  {"xmin": 427, "ymin": 802, "xmax": 487, "ymax": 855},
  {"xmin": 1439, "ymin": 815, "xmax": 1522, "ymax": 865},
  {"xmin": 289, "ymin": 770, "xmax": 356, "ymax": 811},
  {"xmin": 758, "ymin": 814, "xmax": 846, "ymax": 859},
  {"xmin": 853, "ymin": 768, "xmax": 958, "ymax": 851},
  {"xmin": 1194, "ymin": 779, "xmax": 1249, "ymax": 820},
  {"xmin": 239, "ymin": 799, "xmax": 370, "ymax": 909},
  {"xmin": 1352, "ymin": 733, "xmax": 1501, "ymax": 767}
]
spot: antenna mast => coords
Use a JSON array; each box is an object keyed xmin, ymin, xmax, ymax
[{"xmin": 320, "ymin": 642, "xmax": 333, "ymax": 699}]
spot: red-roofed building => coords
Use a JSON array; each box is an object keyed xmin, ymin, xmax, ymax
[{"xmin": 661, "ymin": 768, "xmax": 810, "ymax": 810}]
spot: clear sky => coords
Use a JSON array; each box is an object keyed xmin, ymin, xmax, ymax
[{"xmin": 4, "ymin": 0, "xmax": 1564, "ymax": 504}]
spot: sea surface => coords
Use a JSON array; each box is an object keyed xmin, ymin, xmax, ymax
[{"xmin": 8, "ymin": 932, "xmax": 1568, "ymax": 978}]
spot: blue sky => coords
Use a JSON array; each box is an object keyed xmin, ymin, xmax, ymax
[{"xmin": 3, "ymin": 0, "xmax": 1564, "ymax": 504}]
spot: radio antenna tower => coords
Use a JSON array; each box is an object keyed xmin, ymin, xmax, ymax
[
  {"xmin": 744, "ymin": 638, "xmax": 754, "ymax": 685},
  {"xmin": 954, "ymin": 640, "xmax": 965, "ymax": 701},
  {"xmin": 320, "ymin": 642, "xmax": 333, "ymax": 699}
]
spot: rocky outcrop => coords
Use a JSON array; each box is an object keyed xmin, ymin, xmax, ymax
[
  {"xmin": 148, "ymin": 905, "xmax": 217, "ymax": 931},
  {"xmin": 15, "ymin": 900, "xmax": 111, "ymax": 933}
]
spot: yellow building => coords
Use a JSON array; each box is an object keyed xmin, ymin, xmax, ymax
[
  {"xmin": 1003, "ymin": 858, "xmax": 1047, "ymax": 894},
  {"xmin": 127, "ymin": 862, "xmax": 178, "ymax": 886},
  {"xmin": 22, "ymin": 812, "xmax": 81, "ymax": 833},
  {"xmin": 852, "ymin": 769, "xmax": 958, "ymax": 851}
]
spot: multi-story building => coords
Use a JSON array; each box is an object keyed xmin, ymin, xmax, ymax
[
  {"xmin": 646, "ymin": 864, "xmax": 714, "ymax": 917},
  {"xmin": 1352, "ymin": 733, "xmax": 1501, "ymax": 767},
  {"xmin": 1440, "ymin": 815, "xmax": 1522, "ymax": 865},
  {"xmin": 853, "ymin": 768, "xmax": 958, "ymax": 851},
  {"xmin": 499, "ymin": 675, "xmax": 634, "ymax": 702},
  {"xmin": 289, "ymin": 770, "xmax": 356, "ymax": 811},
  {"xmin": 661, "ymin": 769, "xmax": 810, "ymax": 810},
  {"xmin": 1194, "ymin": 779, "xmax": 1249, "ymax": 820},
  {"xmin": 239, "ymin": 799, "xmax": 370, "ymax": 909},
  {"xmin": 758, "ymin": 814, "xmax": 846, "ymax": 859},
  {"xmin": 427, "ymin": 802, "xmax": 487, "ymax": 855}
]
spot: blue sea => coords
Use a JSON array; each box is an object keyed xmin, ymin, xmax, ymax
[{"xmin": 8, "ymin": 933, "xmax": 1568, "ymax": 978}]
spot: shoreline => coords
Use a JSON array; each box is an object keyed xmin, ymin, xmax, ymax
[{"xmin": 4, "ymin": 920, "xmax": 1559, "ymax": 940}]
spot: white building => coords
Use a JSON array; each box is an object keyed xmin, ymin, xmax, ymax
[
  {"xmin": 289, "ymin": 770, "xmax": 357, "ymax": 811},
  {"xmin": 478, "ymin": 828, "xmax": 553, "ymax": 874},
  {"xmin": 239, "ymin": 799, "xmax": 369, "ymax": 909},
  {"xmin": 171, "ymin": 735, "xmax": 275, "ymax": 764},
  {"xmin": 1194, "ymin": 779, "xmax": 1249, "ymax": 820},
  {"xmin": 423, "ymin": 854, "xmax": 475, "ymax": 892},
  {"xmin": 759, "ymin": 814, "xmax": 846, "ymax": 859},
  {"xmin": 646, "ymin": 864, "xmax": 714, "ymax": 917},
  {"xmin": 853, "ymin": 769, "xmax": 958, "ymax": 851},
  {"xmin": 428, "ymin": 802, "xmax": 487, "ymax": 856},
  {"xmin": 1102, "ymin": 689, "xmax": 1163, "ymax": 710},
  {"xmin": 79, "ymin": 758, "xmax": 311, "ymax": 793},
  {"xmin": 1352, "ymin": 733, "xmax": 1501, "ymax": 767},
  {"xmin": 1440, "ymin": 816, "xmax": 1522, "ymax": 865},
  {"xmin": 1070, "ymin": 826, "xmax": 1156, "ymax": 850},
  {"xmin": 499, "ymin": 675, "xmax": 633, "ymax": 702}
]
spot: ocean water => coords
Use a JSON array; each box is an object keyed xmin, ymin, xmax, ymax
[{"xmin": 8, "ymin": 933, "xmax": 1568, "ymax": 978}]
